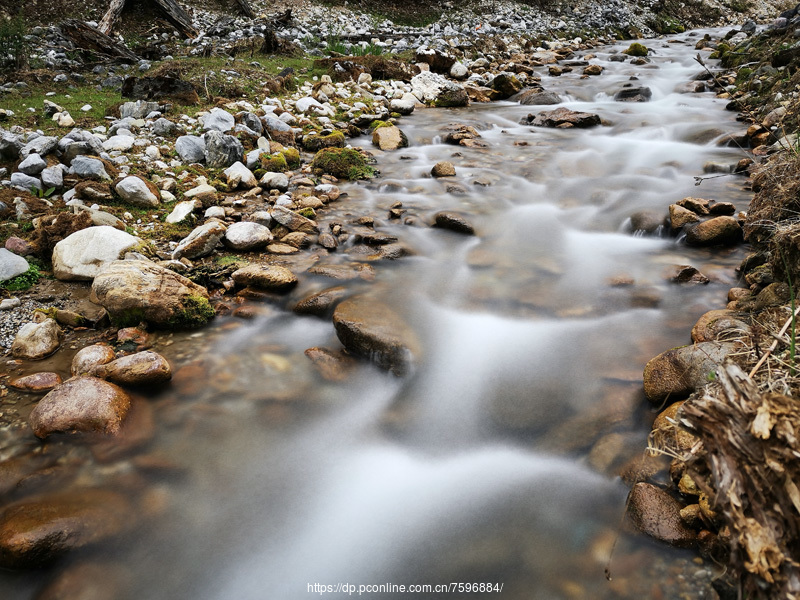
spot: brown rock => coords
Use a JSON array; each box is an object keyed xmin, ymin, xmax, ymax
[
  {"xmin": 11, "ymin": 318, "xmax": 62, "ymax": 360},
  {"xmin": 372, "ymin": 126, "xmax": 408, "ymax": 151},
  {"xmin": 90, "ymin": 399, "xmax": 155, "ymax": 463},
  {"xmin": 94, "ymin": 351, "xmax": 172, "ymax": 386},
  {"xmin": 71, "ymin": 343, "xmax": 116, "ymax": 376},
  {"xmin": 308, "ymin": 263, "xmax": 375, "ymax": 281},
  {"xmin": 293, "ymin": 286, "xmax": 348, "ymax": 317},
  {"xmin": 691, "ymin": 309, "xmax": 751, "ymax": 343},
  {"xmin": 232, "ymin": 264, "xmax": 298, "ymax": 292},
  {"xmin": 34, "ymin": 561, "xmax": 131, "ymax": 600},
  {"xmin": 651, "ymin": 400, "xmax": 699, "ymax": 453},
  {"xmin": 667, "ymin": 265, "xmax": 709, "ymax": 284},
  {"xmin": 28, "ymin": 376, "xmax": 131, "ymax": 439},
  {"xmin": 583, "ymin": 64, "xmax": 604, "ymax": 75},
  {"xmin": 676, "ymin": 196, "xmax": 710, "ymax": 215},
  {"xmin": 431, "ymin": 161, "xmax": 456, "ymax": 177},
  {"xmin": 441, "ymin": 123, "xmax": 481, "ymax": 145},
  {"xmin": 8, "ymin": 372, "xmax": 62, "ymax": 393},
  {"xmin": 0, "ymin": 489, "xmax": 131, "ymax": 568},
  {"xmin": 684, "ymin": 216, "xmax": 742, "ymax": 246},
  {"xmin": 629, "ymin": 211, "xmax": 664, "ymax": 234},
  {"xmin": 433, "ymin": 211, "xmax": 475, "ymax": 235},
  {"xmin": 627, "ymin": 482, "xmax": 697, "ymax": 548},
  {"xmin": 643, "ymin": 341, "xmax": 740, "ymax": 404},
  {"xmin": 669, "ymin": 204, "xmax": 700, "ymax": 231},
  {"xmin": 332, "ymin": 295, "xmax": 421, "ymax": 375},
  {"xmin": 709, "ymin": 201, "xmax": 736, "ymax": 215},
  {"xmin": 91, "ymin": 260, "xmax": 213, "ymax": 328},
  {"xmin": 528, "ymin": 107, "xmax": 601, "ymax": 128},
  {"xmin": 271, "ymin": 205, "xmax": 319, "ymax": 233},
  {"xmin": 304, "ymin": 347, "xmax": 358, "ymax": 382}
]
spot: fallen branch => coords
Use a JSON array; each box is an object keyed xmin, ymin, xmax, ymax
[
  {"xmin": 748, "ymin": 304, "xmax": 800, "ymax": 378},
  {"xmin": 60, "ymin": 19, "xmax": 139, "ymax": 62}
]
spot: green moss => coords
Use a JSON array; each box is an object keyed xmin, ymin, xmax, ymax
[
  {"xmin": 1, "ymin": 263, "xmax": 40, "ymax": 291},
  {"xmin": 170, "ymin": 294, "xmax": 216, "ymax": 328},
  {"xmin": 736, "ymin": 67, "xmax": 754, "ymax": 84},
  {"xmin": 297, "ymin": 207, "xmax": 316, "ymax": 218},
  {"xmin": 109, "ymin": 307, "xmax": 149, "ymax": 328},
  {"xmin": 260, "ymin": 152, "xmax": 288, "ymax": 172},
  {"xmin": 368, "ymin": 120, "xmax": 392, "ymax": 130},
  {"xmin": 648, "ymin": 14, "xmax": 684, "ymax": 34},
  {"xmin": 215, "ymin": 255, "xmax": 249, "ymax": 267},
  {"xmin": 623, "ymin": 43, "xmax": 649, "ymax": 57},
  {"xmin": 281, "ymin": 147, "xmax": 300, "ymax": 169},
  {"xmin": 302, "ymin": 130, "xmax": 346, "ymax": 151},
  {"xmin": 310, "ymin": 148, "xmax": 376, "ymax": 180}
]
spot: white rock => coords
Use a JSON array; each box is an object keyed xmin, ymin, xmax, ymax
[
  {"xmin": 103, "ymin": 135, "xmax": 136, "ymax": 152},
  {"xmin": 52, "ymin": 226, "xmax": 141, "ymax": 281},
  {"xmin": 81, "ymin": 104, "xmax": 93, "ymax": 112},
  {"xmin": 259, "ymin": 171, "xmax": 289, "ymax": 192},
  {"xmin": 166, "ymin": 200, "xmax": 200, "ymax": 224},
  {"xmin": 0, "ymin": 248, "xmax": 30, "ymax": 282},
  {"xmin": 223, "ymin": 161, "xmax": 258, "ymax": 189},
  {"xmin": 160, "ymin": 190, "xmax": 176, "ymax": 202},
  {"xmin": 204, "ymin": 206, "xmax": 226, "ymax": 219},
  {"xmin": 116, "ymin": 176, "xmax": 159, "ymax": 207},
  {"xmin": 184, "ymin": 183, "xmax": 217, "ymax": 198},
  {"xmin": 0, "ymin": 297, "xmax": 21, "ymax": 310},
  {"xmin": 201, "ymin": 107, "xmax": 235, "ymax": 132},
  {"xmin": 70, "ymin": 156, "xmax": 110, "ymax": 180},
  {"xmin": 223, "ymin": 222, "xmax": 273, "ymax": 251},
  {"xmin": 450, "ymin": 61, "xmax": 469, "ymax": 79}
]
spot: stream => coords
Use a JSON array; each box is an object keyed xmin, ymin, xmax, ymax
[{"xmin": 1, "ymin": 28, "xmax": 752, "ymax": 600}]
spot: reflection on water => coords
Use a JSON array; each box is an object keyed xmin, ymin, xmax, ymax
[{"xmin": 1, "ymin": 30, "xmax": 751, "ymax": 600}]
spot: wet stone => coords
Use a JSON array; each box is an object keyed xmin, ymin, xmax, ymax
[
  {"xmin": 293, "ymin": 286, "xmax": 349, "ymax": 317},
  {"xmin": 94, "ymin": 351, "xmax": 172, "ymax": 386},
  {"xmin": 627, "ymin": 482, "xmax": 697, "ymax": 548},
  {"xmin": 8, "ymin": 372, "xmax": 62, "ymax": 393},
  {"xmin": 304, "ymin": 347, "xmax": 358, "ymax": 382},
  {"xmin": 71, "ymin": 343, "xmax": 116, "ymax": 376},
  {"xmin": 231, "ymin": 264, "xmax": 298, "ymax": 292},
  {"xmin": 433, "ymin": 211, "xmax": 476, "ymax": 235}
]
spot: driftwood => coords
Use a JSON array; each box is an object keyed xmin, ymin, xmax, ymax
[
  {"xmin": 235, "ymin": 0, "xmax": 256, "ymax": 19},
  {"xmin": 98, "ymin": 0, "xmax": 126, "ymax": 35},
  {"xmin": 60, "ymin": 20, "xmax": 139, "ymax": 62},
  {"xmin": 152, "ymin": 0, "xmax": 198, "ymax": 38},
  {"xmin": 681, "ymin": 364, "xmax": 800, "ymax": 600}
]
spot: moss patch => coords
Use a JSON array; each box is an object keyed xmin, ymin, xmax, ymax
[
  {"xmin": 623, "ymin": 43, "xmax": 649, "ymax": 57},
  {"xmin": 310, "ymin": 148, "xmax": 376, "ymax": 180},
  {"xmin": 260, "ymin": 152, "xmax": 288, "ymax": 172},
  {"xmin": 302, "ymin": 130, "xmax": 346, "ymax": 152},
  {"xmin": 170, "ymin": 294, "xmax": 216, "ymax": 329}
]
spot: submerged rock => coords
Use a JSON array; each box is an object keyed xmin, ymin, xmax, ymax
[
  {"xmin": 627, "ymin": 482, "xmax": 696, "ymax": 548},
  {"xmin": 332, "ymin": 295, "xmax": 421, "ymax": 376},
  {"xmin": 8, "ymin": 372, "xmax": 62, "ymax": 393}
]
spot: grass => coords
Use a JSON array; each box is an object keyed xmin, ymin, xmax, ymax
[{"xmin": 0, "ymin": 263, "xmax": 41, "ymax": 291}]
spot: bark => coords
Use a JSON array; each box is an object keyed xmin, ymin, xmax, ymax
[
  {"xmin": 59, "ymin": 20, "xmax": 139, "ymax": 62},
  {"xmin": 235, "ymin": 0, "xmax": 256, "ymax": 19},
  {"xmin": 152, "ymin": 0, "xmax": 198, "ymax": 39},
  {"xmin": 98, "ymin": 0, "xmax": 126, "ymax": 35}
]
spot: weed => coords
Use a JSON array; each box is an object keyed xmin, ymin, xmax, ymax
[{"xmin": 1, "ymin": 263, "xmax": 40, "ymax": 291}]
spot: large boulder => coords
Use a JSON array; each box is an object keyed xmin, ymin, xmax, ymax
[
  {"xmin": 411, "ymin": 72, "xmax": 469, "ymax": 107},
  {"xmin": 11, "ymin": 318, "xmax": 62, "ymax": 360},
  {"xmin": 28, "ymin": 376, "xmax": 131, "ymax": 438},
  {"xmin": 172, "ymin": 221, "xmax": 227, "ymax": 260},
  {"xmin": 643, "ymin": 341, "xmax": 740, "ymax": 403},
  {"xmin": 332, "ymin": 295, "xmax": 421, "ymax": 375},
  {"xmin": 52, "ymin": 226, "xmax": 141, "ymax": 281},
  {"xmin": 204, "ymin": 130, "xmax": 243, "ymax": 168},
  {"xmin": 0, "ymin": 489, "xmax": 131, "ymax": 568},
  {"xmin": 91, "ymin": 260, "xmax": 214, "ymax": 328}
]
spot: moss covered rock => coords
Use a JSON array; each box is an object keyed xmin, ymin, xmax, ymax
[
  {"xmin": 310, "ymin": 148, "xmax": 375, "ymax": 180},
  {"xmin": 302, "ymin": 130, "xmax": 346, "ymax": 152},
  {"xmin": 260, "ymin": 152, "xmax": 288, "ymax": 172},
  {"xmin": 623, "ymin": 43, "xmax": 649, "ymax": 57}
]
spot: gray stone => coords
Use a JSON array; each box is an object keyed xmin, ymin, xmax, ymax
[
  {"xmin": 389, "ymin": 93, "xmax": 417, "ymax": 115},
  {"xmin": 102, "ymin": 135, "xmax": 135, "ymax": 152},
  {"xmin": 0, "ymin": 248, "xmax": 29, "ymax": 282},
  {"xmin": 70, "ymin": 156, "xmax": 111, "ymax": 180},
  {"xmin": 18, "ymin": 153, "xmax": 46, "ymax": 176},
  {"xmin": 271, "ymin": 205, "xmax": 318, "ymax": 232},
  {"xmin": 21, "ymin": 136, "xmax": 58, "ymax": 157},
  {"xmin": 411, "ymin": 72, "xmax": 468, "ymax": 107},
  {"xmin": 52, "ymin": 226, "xmax": 141, "ymax": 281},
  {"xmin": 175, "ymin": 135, "xmax": 206, "ymax": 163},
  {"xmin": 204, "ymin": 130, "xmax": 243, "ymax": 169},
  {"xmin": 10, "ymin": 172, "xmax": 41, "ymax": 192},
  {"xmin": 40, "ymin": 165, "xmax": 63, "ymax": 189},
  {"xmin": 223, "ymin": 222, "xmax": 273, "ymax": 251},
  {"xmin": 240, "ymin": 112, "xmax": 263, "ymax": 135},
  {"xmin": 263, "ymin": 115, "xmax": 293, "ymax": 133},
  {"xmin": 0, "ymin": 131, "xmax": 22, "ymax": 160},
  {"xmin": 116, "ymin": 176, "xmax": 159, "ymax": 207},
  {"xmin": 119, "ymin": 100, "xmax": 161, "ymax": 119},
  {"xmin": 201, "ymin": 108, "xmax": 235, "ymax": 132},
  {"xmin": 223, "ymin": 161, "xmax": 258, "ymax": 189},
  {"xmin": 449, "ymin": 61, "xmax": 469, "ymax": 79},
  {"xmin": 153, "ymin": 117, "xmax": 181, "ymax": 137},
  {"xmin": 259, "ymin": 171, "xmax": 289, "ymax": 191}
]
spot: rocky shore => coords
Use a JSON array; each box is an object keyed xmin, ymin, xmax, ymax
[{"xmin": 0, "ymin": 0, "xmax": 798, "ymax": 597}]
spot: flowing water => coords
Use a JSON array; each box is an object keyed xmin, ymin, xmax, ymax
[{"xmin": 1, "ymin": 29, "xmax": 753, "ymax": 599}]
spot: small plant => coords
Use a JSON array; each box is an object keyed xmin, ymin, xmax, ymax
[
  {"xmin": 0, "ymin": 16, "xmax": 29, "ymax": 72},
  {"xmin": 1, "ymin": 263, "xmax": 41, "ymax": 291},
  {"xmin": 33, "ymin": 186, "xmax": 56, "ymax": 199}
]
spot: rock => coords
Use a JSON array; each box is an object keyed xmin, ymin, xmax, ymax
[
  {"xmin": 204, "ymin": 130, "xmax": 244, "ymax": 168},
  {"xmin": 293, "ymin": 286, "xmax": 348, "ymax": 317},
  {"xmin": 69, "ymin": 156, "xmax": 111, "ymax": 181},
  {"xmin": 668, "ymin": 265, "xmax": 710, "ymax": 284},
  {"xmin": 28, "ymin": 376, "xmax": 130, "ymax": 438},
  {"xmin": 102, "ymin": 135, "xmax": 135, "ymax": 152},
  {"xmin": 0, "ymin": 248, "xmax": 30, "ymax": 282},
  {"xmin": 223, "ymin": 161, "xmax": 258, "ymax": 189},
  {"xmin": 11, "ymin": 318, "xmax": 62, "ymax": 360},
  {"xmin": 514, "ymin": 89, "xmax": 562, "ymax": 105},
  {"xmin": 201, "ymin": 107, "xmax": 235, "ymax": 132},
  {"xmin": 94, "ymin": 351, "xmax": 171, "ymax": 386},
  {"xmin": 643, "ymin": 341, "xmax": 740, "ymax": 404},
  {"xmin": 52, "ymin": 226, "xmax": 141, "ymax": 281},
  {"xmin": 119, "ymin": 99, "xmax": 161, "ymax": 119},
  {"xmin": 489, "ymin": 73, "xmax": 522, "ymax": 98},
  {"xmin": 709, "ymin": 202, "xmax": 736, "ymax": 216},
  {"xmin": 223, "ymin": 222, "xmax": 273, "ymax": 251},
  {"xmin": 172, "ymin": 221, "xmax": 227, "ymax": 260},
  {"xmin": 390, "ymin": 93, "xmax": 417, "ymax": 115},
  {"xmin": 10, "ymin": 172, "xmax": 42, "ymax": 192},
  {"xmin": 115, "ymin": 176, "xmax": 159, "ymax": 207},
  {"xmin": 5, "ymin": 237, "xmax": 33, "ymax": 256},
  {"xmin": 441, "ymin": 124, "xmax": 481, "ymax": 146},
  {"xmin": 332, "ymin": 295, "xmax": 421, "ymax": 375},
  {"xmin": 450, "ymin": 61, "xmax": 469, "ymax": 79},
  {"xmin": 677, "ymin": 197, "xmax": 710, "ymax": 215},
  {"xmin": 684, "ymin": 216, "xmax": 742, "ymax": 246},
  {"xmin": 153, "ymin": 117, "xmax": 182, "ymax": 137},
  {"xmin": 627, "ymin": 483, "xmax": 696, "ymax": 548},
  {"xmin": 8, "ymin": 372, "xmax": 62, "ymax": 393},
  {"xmin": 310, "ymin": 147, "xmax": 373, "ymax": 180},
  {"xmin": 669, "ymin": 204, "xmax": 700, "ymax": 231},
  {"xmin": 41, "ymin": 166, "xmax": 63, "ymax": 189},
  {"xmin": 434, "ymin": 211, "xmax": 475, "ymax": 235},
  {"xmin": 18, "ymin": 153, "xmax": 46, "ymax": 176},
  {"xmin": 302, "ymin": 131, "xmax": 345, "ymax": 152},
  {"xmin": 372, "ymin": 125, "xmax": 408, "ymax": 151},
  {"xmin": 584, "ymin": 64, "xmax": 604, "ymax": 76},
  {"xmin": 652, "ymin": 401, "xmax": 698, "ymax": 453},
  {"xmin": 165, "ymin": 200, "xmax": 200, "ymax": 224},
  {"xmin": 71, "ymin": 343, "xmax": 116, "ymax": 376},
  {"xmin": 629, "ymin": 211, "xmax": 664, "ymax": 234},
  {"xmin": 623, "ymin": 42, "xmax": 649, "ymax": 57},
  {"xmin": 271, "ymin": 205, "xmax": 319, "ymax": 233},
  {"xmin": 691, "ymin": 309, "xmax": 751, "ymax": 343},
  {"xmin": 614, "ymin": 86, "xmax": 653, "ymax": 102},
  {"xmin": 0, "ymin": 489, "xmax": 131, "ymax": 568},
  {"xmin": 21, "ymin": 136, "xmax": 58, "ymax": 157},
  {"xmin": 411, "ymin": 72, "xmax": 469, "ymax": 107},
  {"xmin": 259, "ymin": 171, "xmax": 289, "ymax": 192},
  {"xmin": 91, "ymin": 260, "xmax": 214, "ymax": 328},
  {"xmin": 431, "ymin": 161, "xmax": 456, "ymax": 177},
  {"xmin": 175, "ymin": 135, "xmax": 206, "ymax": 163},
  {"xmin": 122, "ymin": 76, "xmax": 199, "ymax": 104},
  {"xmin": 528, "ymin": 107, "xmax": 601, "ymax": 128},
  {"xmin": 231, "ymin": 264, "xmax": 298, "ymax": 292},
  {"xmin": 304, "ymin": 347, "xmax": 357, "ymax": 382}
]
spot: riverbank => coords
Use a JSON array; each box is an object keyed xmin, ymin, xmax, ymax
[{"xmin": 0, "ymin": 2, "xmax": 797, "ymax": 599}]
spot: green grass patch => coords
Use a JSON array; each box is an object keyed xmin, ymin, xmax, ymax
[{"xmin": 1, "ymin": 263, "xmax": 41, "ymax": 291}]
